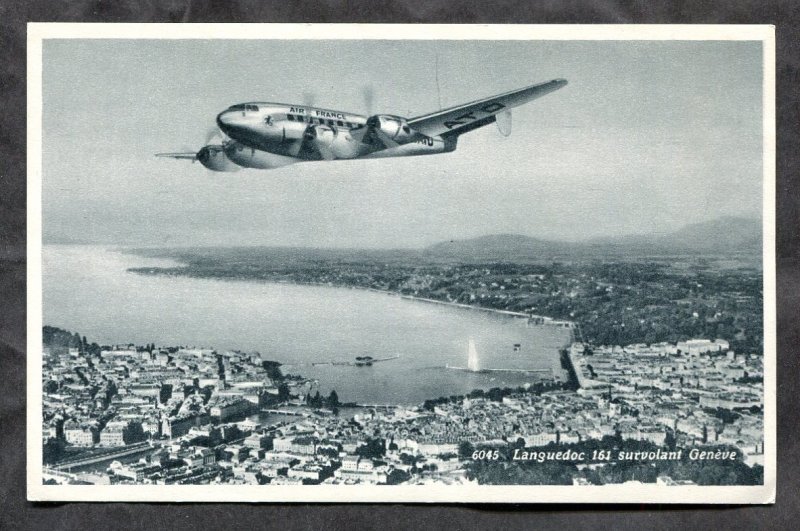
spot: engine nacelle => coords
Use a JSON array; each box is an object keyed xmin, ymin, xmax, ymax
[
  {"xmin": 197, "ymin": 145, "xmax": 240, "ymax": 172},
  {"xmin": 224, "ymin": 141, "xmax": 297, "ymax": 169},
  {"xmin": 366, "ymin": 114, "xmax": 414, "ymax": 143}
]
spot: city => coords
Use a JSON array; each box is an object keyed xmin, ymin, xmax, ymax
[{"xmin": 42, "ymin": 312, "xmax": 764, "ymax": 486}]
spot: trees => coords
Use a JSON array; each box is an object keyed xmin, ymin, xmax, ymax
[
  {"xmin": 42, "ymin": 438, "xmax": 66, "ymax": 464},
  {"xmin": 665, "ymin": 429, "xmax": 677, "ymax": 451},
  {"xmin": 159, "ymin": 384, "xmax": 173, "ymax": 405},
  {"xmin": 198, "ymin": 385, "xmax": 214, "ymax": 404},
  {"xmin": 326, "ymin": 390, "xmax": 340, "ymax": 409},
  {"xmin": 262, "ymin": 360, "xmax": 284, "ymax": 382},
  {"xmin": 356, "ymin": 438, "xmax": 386, "ymax": 459},
  {"xmin": 277, "ymin": 383, "xmax": 290, "ymax": 402},
  {"xmin": 386, "ymin": 468, "xmax": 411, "ymax": 485},
  {"xmin": 458, "ymin": 441, "xmax": 475, "ymax": 459},
  {"xmin": 43, "ymin": 380, "xmax": 59, "ymax": 394}
]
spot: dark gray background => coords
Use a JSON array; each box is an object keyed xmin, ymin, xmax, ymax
[{"xmin": 1, "ymin": 1, "xmax": 798, "ymax": 529}]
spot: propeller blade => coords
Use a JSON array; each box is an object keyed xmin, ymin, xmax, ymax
[
  {"xmin": 293, "ymin": 126, "xmax": 323, "ymax": 160},
  {"xmin": 318, "ymin": 144, "xmax": 335, "ymax": 161},
  {"xmin": 205, "ymin": 127, "xmax": 227, "ymax": 145},
  {"xmin": 372, "ymin": 128, "xmax": 400, "ymax": 149},
  {"xmin": 362, "ymin": 85, "xmax": 374, "ymax": 115},
  {"xmin": 347, "ymin": 125, "xmax": 369, "ymax": 144}
]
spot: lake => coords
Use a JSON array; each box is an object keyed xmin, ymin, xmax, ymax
[{"xmin": 43, "ymin": 245, "xmax": 571, "ymax": 405}]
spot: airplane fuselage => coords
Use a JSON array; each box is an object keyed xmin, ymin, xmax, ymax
[{"xmin": 217, "ymin": 103, "xmax": 452, "ymax": 169}]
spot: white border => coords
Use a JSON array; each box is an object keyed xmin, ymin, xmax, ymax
[{"xmin": 27, "ymin": 23, "xmax": 776, "ymax": 504}]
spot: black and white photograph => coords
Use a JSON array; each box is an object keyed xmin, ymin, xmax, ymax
[{"xmin": 27, "ymin": 23, "xmax": 775, "ymax": 503}]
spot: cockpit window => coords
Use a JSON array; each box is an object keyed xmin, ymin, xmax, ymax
[{"xmin": 229, "ymin": 104, "xmax": 260, "ymax": 112}]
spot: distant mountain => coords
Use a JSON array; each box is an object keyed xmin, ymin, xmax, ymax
[
  {"xmin": 654, "ymin": 216, "xmax": 761, "ymax": 252},
  {"xmin": 425, "ymin": 216, "xmax": 761, "ymax": 261},
  {"xmin": 425, "ymin": 233, "xmax": 577, "ymax": 258}
]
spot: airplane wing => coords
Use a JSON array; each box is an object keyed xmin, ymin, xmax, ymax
[
  {"xmin": 155, "ymin": 152, "xmax": 197, "ymax": 160},
  {"xmin": 408, "ymin": 78, "xmax": 567, "ymax": 138}
]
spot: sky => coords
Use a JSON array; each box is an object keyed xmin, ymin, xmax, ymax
[{"xmin": 41, "ymin": 38, "xmax": 763, "ymax": 248}]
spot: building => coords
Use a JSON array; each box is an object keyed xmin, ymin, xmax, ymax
[
  {"xmin": 209, "ymin": 397, "xmax": 252, "ymax": 422},
  {"xmin": 99, "ymin": 420, "xmax": 147, "ymax": 447},
  {"xmin": 162, "ymin": 413, "xmax": 210, "ymax": 438},
  {"xmin": 99, "ymin": 423, "xmax": 126, "ymax": 447},
  {"xmin": 64, "ymin": 420, "xmax": 97, "ymax": 446},
  {"xmin": 244, "ymin": 433, "xmax": 274, "ymax": 450},
  {"xmin": 272, "ymin": 435, "xmax": 317, "ymax": 455}
]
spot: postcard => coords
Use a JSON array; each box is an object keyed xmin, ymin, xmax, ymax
[{"xmin": 27, "ymin": 23, "xmax": 775, "ymax": 503}]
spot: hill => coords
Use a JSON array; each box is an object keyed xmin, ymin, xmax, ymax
[{"xmin": 425, "ymin": 216, "xmax": 761, "ymax": 261}]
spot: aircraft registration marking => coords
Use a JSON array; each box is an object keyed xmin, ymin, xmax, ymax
[{"xmin": 443, "ymin": 101, "xmax": 505, "ymax": 129}]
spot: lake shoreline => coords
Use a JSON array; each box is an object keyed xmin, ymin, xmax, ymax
[
  {"xmin": 44, "ymin": 245, "xmax": 574, "ymax": 405},
  {"xmin": 126, "ymin": 264, "xmax": 576, "ymax": 332}
]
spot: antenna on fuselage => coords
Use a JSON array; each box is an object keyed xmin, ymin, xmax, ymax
[{"xmin": 435, "ymin": 51, "xmax": 443, "ymax": 111}]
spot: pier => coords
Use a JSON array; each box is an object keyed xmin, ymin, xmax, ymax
[
  {"xmin": 399, "ymin": 295, "xmax": 574, "ymax": 328},
  {"xmin": 355, "ymin": 404, "xmax": 399, "ymax": 410},
  {"xmin": 445, "ymin": 365, "xmax": 555, "ymax": 377},
  {"xmin": 311, "ymin": 354, "xmax": 400, "ymax": 367},
  {"xmin": 260, "ymin": 408, "xmax": 312, "ymax": 417}
]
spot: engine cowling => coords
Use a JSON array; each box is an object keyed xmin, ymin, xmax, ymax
[
  {"xmin": 197, "ymin": 145, "xmax": 240, "ymax": 172},
  {"xmin": 223, "ymin": 141, "xmax": 297, "ymax": 169},
  {"xmin": 366, "ymin": 114, "xmax": 414, "ymax": 143}
]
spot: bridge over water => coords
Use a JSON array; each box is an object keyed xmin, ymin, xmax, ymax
[{"xmin": 53, "ymin": 441, "xmax": 154, "ymax": 470}]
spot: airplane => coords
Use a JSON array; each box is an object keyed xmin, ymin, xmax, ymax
[{"xmin": 157, "ymin": 78, "xmax": 567, "ymax": 171}]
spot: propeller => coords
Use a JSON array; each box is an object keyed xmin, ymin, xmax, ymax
[
  {"xmin": 300, "ymin": 126, "xmax": 335, "ymax": 161},
  {"xmin": 349, "ymin": 85, "xmax": 400, "ymax": 148},
  {"xmin": 195, "ymin": 126, "xmax": 231, "ymax": 169},
  {"xmin": 363, "ymin": 115, "xmax": 401, "ymax": 149}
]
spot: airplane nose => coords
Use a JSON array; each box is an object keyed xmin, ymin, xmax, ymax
[{"xmin": 216, "ymin": 111, "xmax": 235, "ymax": 132}]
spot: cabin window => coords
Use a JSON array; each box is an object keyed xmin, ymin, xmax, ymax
[
  {"xmin": 287, "ymin": 114, "xmax": 295, "ymax": 122},
  {"xmin": 337, "ymin": 120, "xmax": 344, "ymax": 127}
]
